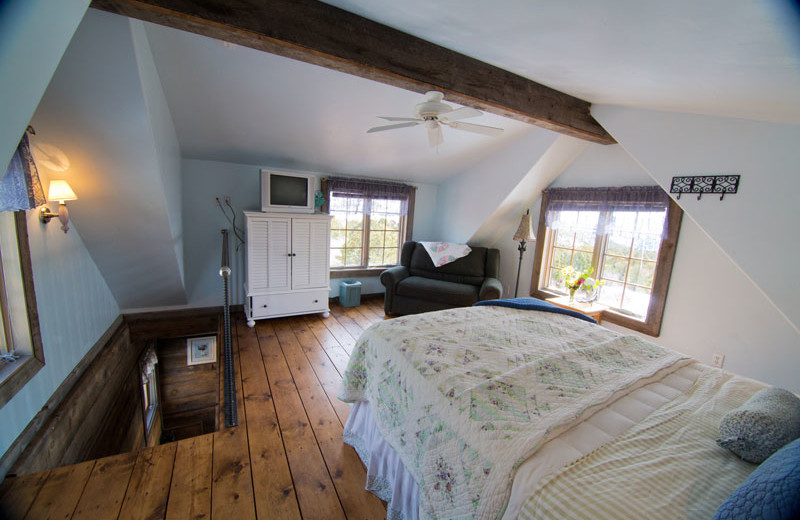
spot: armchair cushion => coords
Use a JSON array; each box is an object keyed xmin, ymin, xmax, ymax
[
  {"xmin": 409, "ymin": 245, "xmax": 487, "ymax": 285},
  {"xmin": 396, "ymin": 276, "xmax": 480, "ymax": 307}
]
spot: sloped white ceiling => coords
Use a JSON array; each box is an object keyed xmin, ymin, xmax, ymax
[
  {"xmin": 142, "ymin": 22, "xmax": 535, "ymax": 184},
  {"xmin": 322, "ymin": 0, "xmax": 800, "ymax": 124}
]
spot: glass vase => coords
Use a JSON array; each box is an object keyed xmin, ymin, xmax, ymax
[
  {"xmin": 576, "ymin": 286, "xmax": 598, "ymax": 304},
  {"xmin": 568, "ymin": 287, "xmax": 577, "ymax": 303}
]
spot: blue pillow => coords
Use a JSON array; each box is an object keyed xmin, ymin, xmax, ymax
[{"xmin": 714, "ymin": 437, "xmax": 800, "ymax": 519}]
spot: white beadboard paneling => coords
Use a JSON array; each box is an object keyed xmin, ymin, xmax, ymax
[{"xmin": 0, "ymin": 211, "xmax": 119, "ymax": 466}]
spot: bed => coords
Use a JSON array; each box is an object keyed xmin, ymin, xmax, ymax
[{"xmin": 337, "ymin": 301, "xmax": 784, "ymax": 520}]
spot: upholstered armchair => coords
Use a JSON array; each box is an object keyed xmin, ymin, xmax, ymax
[{"xmin": 380, "ymin": 241, "xmax": 502, "ymax": 316}]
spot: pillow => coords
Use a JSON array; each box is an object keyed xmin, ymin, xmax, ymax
[
  {"xmin": 717, "ymin": 387, "xmax": 800, "ymax": 463},
  {"xmin": 713, "ymin": 437, "xmax": 800, "ymax": 520}
]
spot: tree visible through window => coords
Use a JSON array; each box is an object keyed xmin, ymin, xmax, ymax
[
  {"xmin": 542, "ymin": 208, "xmax": 666, "ymax": 319},
  {"xmin": 323, "ymin": 177, "xmax": 415, "ymax": 271},
  {"xmin": 532, "ymin": 186, "xmax": 682, "ymax": 336}
]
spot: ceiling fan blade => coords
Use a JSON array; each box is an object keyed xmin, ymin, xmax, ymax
[
  {"xmin": 439, "ymin": 106, "xmax": 483, "ymax": 122},
  {"xmin": 427, "ymin": 123, "xmax": 443, "ymax": 147},
  {"xmin": 444, "ymin": 121, "xmax": 504, "ymax": 136},
  {"xmin": 367, "ymin": 121, "xmax": 421, "ymax": 133},
  {"xmin": 378, "ymin": 116, "xmax": 422, "ymax": 122}
]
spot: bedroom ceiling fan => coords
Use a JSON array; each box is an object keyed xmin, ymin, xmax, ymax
[{"xmin": 367, "ymin": 91, "xmax": 504, "ymax": 147}]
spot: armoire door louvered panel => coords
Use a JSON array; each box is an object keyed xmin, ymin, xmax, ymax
[
  {"xmin": 292, "ymin": 219, "xmax": 330, "ymax": 290},
  {"xmin": 246, "ymin": 216, "xmax": 291, "ymax": 293},
  {"xmin": 266, "ymin": 218, "xmax": 291, "ymax": 292}
]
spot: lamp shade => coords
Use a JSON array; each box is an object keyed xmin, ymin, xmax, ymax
[
  {"xmin": 513, "ymin": 210, "xmax": 536, "ymax": 242},
  {"xmin": 47, "ymin": 180, "xmax": 77, "ymax": 202}
]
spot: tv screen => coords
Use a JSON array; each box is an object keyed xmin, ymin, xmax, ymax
[{"xmin": 270, "ymin": 174, "xmax": 309, "ymax": 206}]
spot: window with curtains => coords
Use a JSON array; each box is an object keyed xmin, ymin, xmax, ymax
[
  {"xmin": 531, "ymin": 186, "xmax": 682, "ymax": 336},
  {"xmin": 323, "ymin": 177, "xmax": 415, "ymax": 275},
  {"xmin": 0, "ymin": 130, "xmax": 45, "ymax": 407},
  {"xmin": 139, "ymin": 346, "xmax": 160, "ymax": 435}
]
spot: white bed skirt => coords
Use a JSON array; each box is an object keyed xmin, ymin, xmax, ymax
[{"xmin": 343, "ymin": 401, "xmax": 421, "ymax": 520}]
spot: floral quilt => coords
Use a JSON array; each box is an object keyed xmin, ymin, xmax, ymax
[
  {"xmin": 419, "ymin": 241, "xmax": 472, "ymax": 267},
  {"xmin": 339, "ymin": 306, "xmax": 688, "ymax": 520}
]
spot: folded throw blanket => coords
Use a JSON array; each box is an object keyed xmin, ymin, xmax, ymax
[
  {"xmin": 419, "ymin": 241, "xmax": 472, "ymax": 267},
  {"xmin": 475, "ymin": 297, "xmax": 598, "ymax": 324}
]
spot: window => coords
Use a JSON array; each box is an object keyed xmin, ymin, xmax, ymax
[
  {"xmin": 139, "ymin": 346, "xmax": 159, "ymax": 434},
  {"xmin": 142, "ymin": 377, "xmax": 158, "ymax": 428},
  {"xmin": 0, "ymin": 211, "xmax": 44, "ymax": 408},
  {"xmin": 532, "ymin": 186, "xmax": 682, "ymax": 336},
  {"xmin": 323, "ymin": 177, "xmax": 415, "ymax": 276}
]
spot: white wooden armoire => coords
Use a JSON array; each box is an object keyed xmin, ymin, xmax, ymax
[{"xmin": 243, "ymin": 211, "xmax": 331, "ymax": 327}]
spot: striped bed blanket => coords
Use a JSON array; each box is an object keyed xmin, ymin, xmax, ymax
[
  {"xmin": 339, "ymin": 306, "xmax": 689, "ymax": 519},
  {"xmin": 518, "ymin": 366, "xmax": 765, "ymax": 520}
]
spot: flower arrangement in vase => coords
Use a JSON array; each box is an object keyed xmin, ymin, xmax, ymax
[{"xmin": 561, "ymin": 266, "xmax": 603, "ymax": 303}]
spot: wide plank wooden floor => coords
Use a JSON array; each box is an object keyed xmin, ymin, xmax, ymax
[{"xmin": 0, "ymin": 299, "xmax": 389, "ymax": 520}]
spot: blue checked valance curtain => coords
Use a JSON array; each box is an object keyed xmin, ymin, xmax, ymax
[
  {"xmin": 326, "ymin": 176, "xmax": 414, "ymax": 216},
  {"xmin": 544, "ymin": 186, "xmax": 671, "ymax": 238},
  {"xmin": 1, "ymin": 132, "xmax": 46, "ymax": 212}
]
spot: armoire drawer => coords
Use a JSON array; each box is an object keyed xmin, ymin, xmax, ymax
[{"xmin": 250, "ymin": 289, "xmax": 329, "ymax": 318}]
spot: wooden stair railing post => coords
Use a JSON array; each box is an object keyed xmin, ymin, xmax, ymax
[{"xmin": 220, "ymin": 229, "xmax": 238, "ymax": 428}]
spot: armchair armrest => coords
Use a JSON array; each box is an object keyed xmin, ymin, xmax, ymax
[
  {"xmin": 380, "ymin": 265, "xmax": 410, "ymax": 288},
  {"xmin": 479, "ymin": 277, "xmax": 503, "ymax": 301}
]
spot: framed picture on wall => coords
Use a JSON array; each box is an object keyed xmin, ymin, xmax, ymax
[{"xmin": 186, "ymin": 336, "xmax": 217, "ymax": 366}]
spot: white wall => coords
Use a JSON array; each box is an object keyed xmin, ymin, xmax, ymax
[
  {"xmin": 31, "ymin": 10, "xmax": 187, "ymax": 310},
  {"xmin": 593, "ymin": 106, "xmax": 800, "ymax": 333},
  {"xmin": 182, "ymin": 158, "xmax": 440, "ymax": 306},
  {"xmin": 131, "ymin": 20, "xmax": 184, "ymax": 284},
  {"xmin": 0, "ymin": 212, "xmax": 119, "ymax": 468},
  {"xmin": 0, "ymin": 0, "xmax": 89, "ymax": 172},
  {"xmin": 434, "ymin": 129, "xmax": 558, "ymax": 243},
  {"xmin": 530, "ymin": 144, "xmax": 800, "ymax": 392},
  {"xmin": 181, "ymin": 158, "xmax": 261, "ymax": 308},
  {"xmin": 476, "ymin": 136, "xmax": 590, "ymax": 297}
]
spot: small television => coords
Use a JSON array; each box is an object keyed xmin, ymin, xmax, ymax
[{"xmin": 260, "ymin": 169, "xmax": 315, "ymax": 213}]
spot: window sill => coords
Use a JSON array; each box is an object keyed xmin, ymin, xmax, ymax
[
  {"xmin": 0, "ymin": 354, "xmax": 43, "ymax": 408},
  {"xmin": 330, "ymin": 267, "xmax": 391, "ymax": 278},
  {"xmin": 533, "ymin": 288, "xmax": 658, "ymax": 336}
]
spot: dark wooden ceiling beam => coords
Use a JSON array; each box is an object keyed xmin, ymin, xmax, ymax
[{"xmin": 90, "ymin": 0, "xmax": 615, "ymax": 144}]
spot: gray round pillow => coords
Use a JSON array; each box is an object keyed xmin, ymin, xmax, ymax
[{"xmin": 717, "ymin": 387, "xmax": 800, "ymax": 463}]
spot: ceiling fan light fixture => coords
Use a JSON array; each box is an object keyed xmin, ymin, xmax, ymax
[
  {"xmin": 415, "ymin": 91, "xmax": 452, "ymax": 117},
  {"xmin": 366, "ymin": 91, "xmax": 504, "ymax": 144}
]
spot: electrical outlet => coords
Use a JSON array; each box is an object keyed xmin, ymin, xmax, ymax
[
  {"xmin": 214, "ymin": 196, "xmax": 221, "ymax": 206},
  {"xmin": 223, "ymin": 195, "xmax": 231, "ymax": 205},
  {"xmin": 711, "ymin": 353, "xmax": 725, "ymax": 368}
]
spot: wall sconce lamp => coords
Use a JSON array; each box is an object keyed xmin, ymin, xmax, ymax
[
  {"xmin": 39, "ymin": 180, "xmax": 78, "ymax": 233},
  {"xmin": 512, "ymin": 209, "xmax": 536, "ymax": 298}
]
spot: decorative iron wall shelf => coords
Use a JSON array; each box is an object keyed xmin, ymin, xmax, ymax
[{"xmin": 670, "ymin": 175, "xmax": 740, "ymax": 201}]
